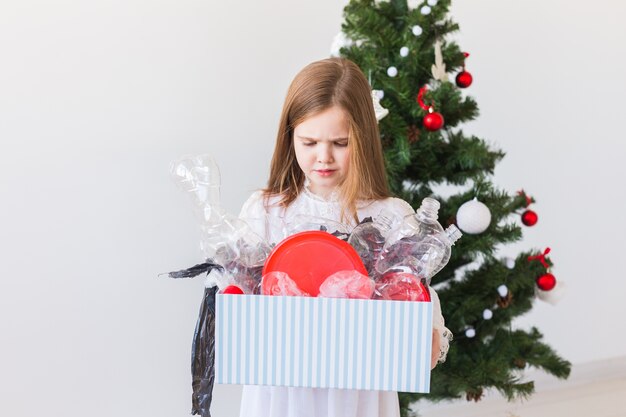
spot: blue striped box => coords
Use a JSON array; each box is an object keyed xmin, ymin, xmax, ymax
[{"xmin": 215, "ymin": 294, "xmax": 432, "ymax": 393}]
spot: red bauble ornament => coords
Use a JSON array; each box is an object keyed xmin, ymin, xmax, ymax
[
  {"xmin": 522, "ymin": 209, "xmax": 538, "ymax": 226},
  {"xmin": 423, "ymin": 111, "xmax": 444, "ymax": 131},
  {"xmin": 455, "ymin": 71, "xmax": 473, "ymax": 88},
  {"xmin": 222, "ymin": 285, "xmax": 244, "ymax": 295},
  {"xmin": 536, "ymin": 273, "xmax": 556, "ymax": 291}
]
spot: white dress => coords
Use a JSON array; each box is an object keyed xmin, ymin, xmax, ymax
[{"xmin": 237, "ymin": 187, "xmax": 449, "ymax": 417}]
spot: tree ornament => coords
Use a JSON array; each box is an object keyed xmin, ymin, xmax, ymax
[
  {"xmin": 407, "ymin": 0, "xmax": 420, "ymax": 9},
  {"xmin": 222, "ymin": 285, "xmax": 244, "ymax": 294},
  {"xmin": 455, "ymin": 52, "xmax": 473, "ymax": 88},
  {"xmin": 400, "ymin": 46, "xmax": 409, "ymax": 57},
  {"xmin": 522, "ymin": 209, "xmax": 538, "ymax": 226},
  {"xmin": 513, "ymin": 358, "xmax": 527, "ymax": 369},
  {"xmin": 330, "ymin": 31, "xmax": 354, "ymax": 57},
  {"xmin": 427, "ymin": 0, "xmax": 438, "ymax": 5},
  {"xmin": 465, "ymin": 328, "xmax": 476, "ymax": 338},
  {"xmin": 497, "ymin": 284, "xmax": 508, "ymax": 298},
  {"xmin": 371, "ymin": 90, "xmax": 389, "ymax": 121},
  {"xmin": 528, "ymin": 248, "xmax": 561, "ymax": 298},
  {"xmin": 456, "ymin": 197, "xmax": 492, "ymax": 234},
  {"xmin": 407, "ymin": 125, "xmax": 420, "ymax": 143},
  {"xmin": 518, "ymin": 189, "xmax": 538, "ymax": 226},
  {"xmin": 417, "ymin": 85, "xmax": 445, "ymax": 131},
  {"xmin": 482, "ymin": 309, "xmax": 493, "ymax": 320},
  {"xmin": 466, "ymin": 388, "xmax": 484, "ymax": 402},
  {"xmin": 421, "ymin": 5, "xmax": 431, "ymax": 15},
  {"xmin": 412, "ymin": 25, "xmax": 423, "ymax": 36},
  {"xmin": 431, "ymin": 40, "xmax": 449, "ymax": 82},
  {"xmin": 423, "ymin": 112, "xmax": 444, "ymax": 131},
  {"xmin": 455, "ymin": 71, "xmax": 473, "ymax": 88},
  {"xmin": 387, "ymin": 66, "xmax": 398, "ymax": 77},
  {"xmin": 536, "ymin": 272, "xmax": 556, "ymax": 291},
  {"xmin": 502, "ymin": 257, "xmax": 516, "ymax": 269},
  {"xmin": 528, "ymin": 247, "xmax": 551, "ymax": 269},
  {"xmin": 537, "ymin": 280, "xmax": 567, "ymax": 305},
  {"xmin": 497, "ymin": 291, "xmax": 513, "ymax": 308}
]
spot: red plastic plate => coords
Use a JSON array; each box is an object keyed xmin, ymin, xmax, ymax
[{"xmin": 262, "ymin": 231, "xmax": 367, "ymax": 296}]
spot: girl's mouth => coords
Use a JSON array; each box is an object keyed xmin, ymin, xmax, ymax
[{"xmin": 315, "ymin": 169, "xmax": 336, "ymax": 177}]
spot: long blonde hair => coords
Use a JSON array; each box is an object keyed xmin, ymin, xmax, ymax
[{"xmin": 264, "ymin": 58, "xmax": 390, "ymax": 222}]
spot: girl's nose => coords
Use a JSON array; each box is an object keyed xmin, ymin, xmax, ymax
[{"xmin": 317, "ymin": 144, "xmax": 334, "ymax": 164}]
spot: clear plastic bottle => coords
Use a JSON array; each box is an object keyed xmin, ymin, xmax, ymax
[
  {"xmin": 171, "ymin": 154, "xmax": 271, "ymax": 269},
  {"xmin": 376, "ymin": 198, "xmax": 462, "ymax": 283},
  {"xmin": 401, "ymin": 225, "xmax": 462, "ymax": 281},
  {"xmin": 348, "ymin": 209, "xmax": 397, "ymax": 277}
]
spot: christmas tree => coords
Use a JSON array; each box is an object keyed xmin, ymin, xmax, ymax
[{"xmin": 333, "ymin": 0, "xmax": 571, "ymax": 414}]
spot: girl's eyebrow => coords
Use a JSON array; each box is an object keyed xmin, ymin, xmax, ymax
[{"xmin": 296, "ymin": 136, "xmax": 349, "ymax": 142}]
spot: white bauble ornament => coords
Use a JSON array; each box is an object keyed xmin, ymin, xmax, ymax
[
  {"xmin": 465, "ymin": 328, "xmax": 476, "ymax": 338},
  {"xmin": 456, "ymin": 197, "xmax": 492, "ymax": 234},
  {"xmin": 330, "ymin": 32, "xmax": 354, "ymax": 57},
  {"xmin": 497, "ymin": 284, "xmax": 509, "ymax": 298},
  {"xmin": 400, "ymin": 46, "xmax": 409, "ymax": 57},
  {"xmin": 427, "ymin": 0, "xmax": 438, "ymax": 6},
  {"xmin": 371, "ymin": 90, "xmax": 389, "ymax": 122},
  {"xmin": 503, "ymin": 257, "xmax": 516, "ymax": 269},
  {"xmin": 483, "ymin": 309, "xmax": 493, "ymax": 320},
  {"xmin": 421, "ymin": 5, "xmax": 432, "ymax": 15},
  {"xmin": 407, "ymin": 0, "xmax": 420, "ymax": 9},
  {"xmin": 387, "ymin": 66, "xmax": 398, "ymax": 77},
  {"xmin": 412, "ymin": 25, "xmax": 423, "ymax": 36},
  {"xmin": 537, "ymin": 280, "xmax": 567, "ymax": 305}
]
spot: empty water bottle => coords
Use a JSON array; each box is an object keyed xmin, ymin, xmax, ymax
[
  {"xmin": 348, "ymin": 209, "xmax": 397, "ymax": 277},
  {"xmin": 376, "ymin": 198, "xmax": 462, "ymax": 284}
]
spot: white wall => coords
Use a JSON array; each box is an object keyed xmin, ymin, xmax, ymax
[{"xmin": 0, "ymin": 1, "xmax": 624, "ymax": 416}]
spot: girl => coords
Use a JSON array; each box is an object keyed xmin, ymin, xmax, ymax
[{"xmin": 238, "ymin": 57, "xmax": 450, "ymax": 417}]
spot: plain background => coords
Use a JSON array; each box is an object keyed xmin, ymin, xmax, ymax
[{"xmin": 1, "ymin": 0, "xmax": 625, "ymax": 416}]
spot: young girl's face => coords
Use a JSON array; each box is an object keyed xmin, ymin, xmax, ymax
[{"xmin": 293, "ymin": 105, "xmax": 350, "ymax": 198}]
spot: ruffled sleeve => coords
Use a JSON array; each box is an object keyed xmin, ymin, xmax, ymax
[
  {"xmin": 429, "ymin": 286, "xmax": 453, "ymax": 363},
  {"xmin": 239, "ymin": 191, "xmax": 268, "ymax": 239}
]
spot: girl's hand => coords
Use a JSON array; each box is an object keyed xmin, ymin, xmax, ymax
[{"xmin": 431, "ymin": 329, "xmax": 441, "ymax": 370}]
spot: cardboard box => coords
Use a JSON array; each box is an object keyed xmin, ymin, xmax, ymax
[{"xmin": 215, "ymin": 294, "xmax": 432, "ymax": 393}]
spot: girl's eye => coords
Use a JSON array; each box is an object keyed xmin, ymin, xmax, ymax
[
  {"xmin": 303, "ymin": 142, "xmax": 316, "ymax": 147},
  {"xmin": 335, "ymin": 142, "xmax": 348, "ymax": 147}
]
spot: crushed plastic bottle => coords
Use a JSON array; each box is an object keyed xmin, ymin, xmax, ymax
[
  {"xmin": 374, "ymin": 271, "xmax": 431, "ymax": 302},
  {"xmin": 261, "ymin": 271, "xmax": 310, "ymax": 296},
  {"xmin": 376, "ymin": 198, "xmax": 462, "ymax": 283},
  {"xmin": 318, "ymin": 270, "xmax": 375, "ymax": 299},
  {"xmin": 170, "ymin": 154, "xmax": 271, "ymax": 269},
  {"xmin": 347, "ymin": 209, "xmax": 397, "ymax": 277}
]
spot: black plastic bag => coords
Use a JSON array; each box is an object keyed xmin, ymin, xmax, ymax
[{"xmin": 168, "ymin": 262, "xmax": 222, "ymax": 417}]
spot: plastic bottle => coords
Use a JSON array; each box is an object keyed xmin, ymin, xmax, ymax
[
  {"xmin": 376, "ymin": 198, "xmax": 462, "ymax": 283},
  {"xmin": 170, "ymin": 154, "xmax": 270, "ymax": 269},
  {"xmin": 347, "ymin": 210, "xmax": 397, "ymax": 277}
]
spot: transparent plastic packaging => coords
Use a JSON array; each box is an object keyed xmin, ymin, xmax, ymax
[
  {"xmin": 318, "ymin": 270, "xmax": 375, "ymax": 299},
  {"xmin": 170, "ymin": 154, "xmax": 271, "ymax": 270},
  {"xmin": 374, "ymin": 271, "xmax": 431, "ymax": 301},
  {"xmin": 376, "ymin": 198, "xmax": 462, "ymax": 284},
  {"xmin": 347, "ymin": 210, "xmax": 397, "ymax": 277},
  {"xmin": 207, "ymin": 266, "xmax": 263, "ymax": 295},
  {"xmin": 261, "ymin": 271, "xmax": 310, "ymax": 296}
]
